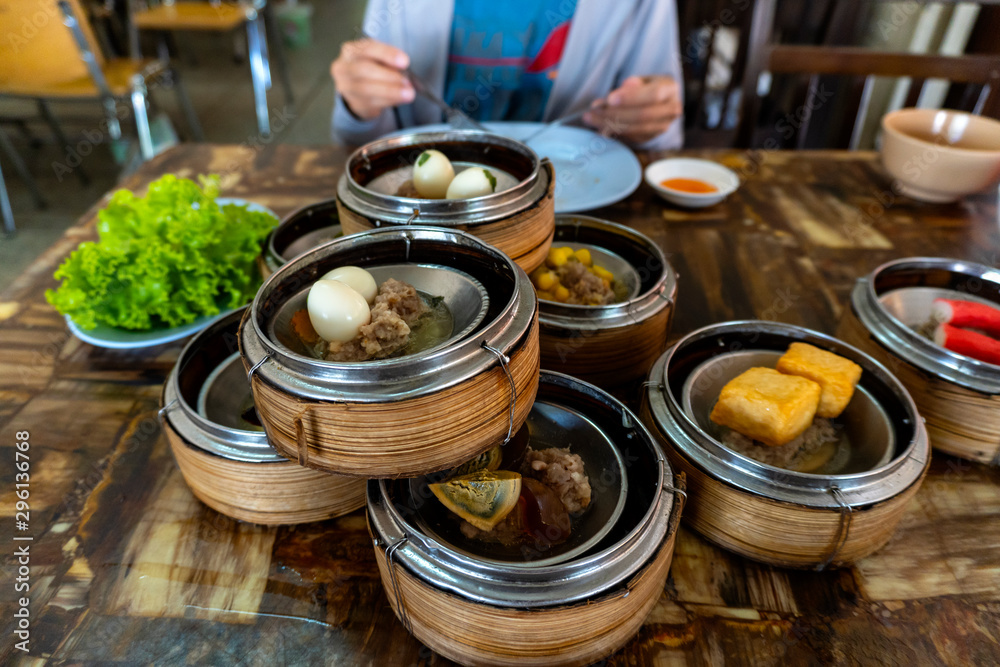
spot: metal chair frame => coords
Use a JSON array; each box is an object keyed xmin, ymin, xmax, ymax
[
  {"xmin": 0, "ymin": 0, "xmax": 203, "ymax": 233},
  {"xmin": 128, "ymin": 0, "xmax": 293, "ymax": 137}
]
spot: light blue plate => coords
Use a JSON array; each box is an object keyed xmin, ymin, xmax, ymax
[
  {"xmin": 66, "ymin": 312, "xmax": 232, "ymax": 350},
  {"xmin": 64, "ymin": 198, "xmax": 277, "ymax": 350},
  {"xmin": 388, "ymin": 121, "xmax": 642, "ymax": 213}
]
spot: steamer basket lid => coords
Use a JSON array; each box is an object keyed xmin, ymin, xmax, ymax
[
  {"xmin": 242, "ymin": 226, "xmax": 535, "ymax": 402},
  {"xmin": 645, "ymin": 320, "xmax": 930, "ymax": 508},
  {"xmin": 161, "ymin": 307, "xmax": 284, "ymax": 463},
  {"xmin": 367, "ymin": 371, "xmax": 679, "ymax": 608},
  {"xmin": 536, "ymin": 214, "xmax": 677, "ymax": 329},
  {"xmin": 338, "ymin": 130, "xmax": 548, "ymax": 225},
  {"xmin": 852, "ymin": 256, "xmax": 1000, "ymax": 393}
]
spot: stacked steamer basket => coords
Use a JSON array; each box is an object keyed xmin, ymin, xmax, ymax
[
  {"xmin": 159, "ymin": 308, "xmax": 366, "ymax": 524},
  {"xmin": 368, "ymin": 371, "xmax": 684, "ymax": 667},
  {"xmin": 336, "ymin": 131, "xmax": 555, "ymax": 273},
  {"xmin": 534, "ymin": 215, "xmax": 677, "ymax": 389},
  {"xmin": 642, "ymin": 321, "xmax": 929, "ymax": 569},
  {"xmin": 240, "ymin": 226, "xmax": 539, "ymax": 477},
  {"xmin": 259, "ymin": 199, "xmax": 343, "ymax": 279},
  {"xmin": 838, "ymin": 257, "xmax": 1000, "ymax": 465},
  {"xmin": 238, "ymin": 222, "xmax": 685, "ymax": 665}
]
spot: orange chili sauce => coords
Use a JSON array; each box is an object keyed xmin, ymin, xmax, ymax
[{"xmin": 660, "ymin": 177, "xmax": 718, "ymax": 194}]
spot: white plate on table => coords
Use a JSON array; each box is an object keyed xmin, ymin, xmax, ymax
[
  {"xmin": 388, "ymin": 121, "xmax": 642, "ymax": 213},
  {"xmin": 65, "ymin": 198, "xmax": 276, "ymax": 350}
]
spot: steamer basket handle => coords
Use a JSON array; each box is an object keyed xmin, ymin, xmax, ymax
[
  {"xmin": 246, "ymin": 352, "xmax": 272, "ymax": 385},
  {"xmin": 382, "ymin": 537, "xmax": 412, "ymax": 633},
  {"xmin": 482, "ymin": 342, "xmax": 517, "ymax": 444},
  {"xmin": 817, "ymin": 485, "xmax": 853, "ymax": 571},
  {"xmin": 157, "ymin": 399, "xmax": 179, "ymax": 422}
]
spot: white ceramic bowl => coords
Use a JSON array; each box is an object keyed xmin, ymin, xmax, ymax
[
  {"xmin": 644, "ymin": 158, "xmax": 740, "ymax": 208},
  {"xmin": 880, "ymin": 108, "xmax": 1000, "ymax": 203}
]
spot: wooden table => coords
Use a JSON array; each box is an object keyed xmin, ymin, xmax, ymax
[{"xmin": 2, "ymin": 145, "xmax": 998, "ymax": 665}]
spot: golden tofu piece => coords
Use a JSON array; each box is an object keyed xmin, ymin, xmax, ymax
[
  {"xmin": 709, "ymin": 367, "xmax": 821, "ymax": 447},
  {"xmin": 776, "ymin": 343, "xmax": 862, "ymax": 418}
]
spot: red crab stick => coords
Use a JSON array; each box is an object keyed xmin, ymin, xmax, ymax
[
  {"xmin": 934, "ymin": 323, "xmax": 1000, "ymax": 366},
  {"xmin": 932, "ymin": 298, "xmax": 1000, "ymax": 338}
]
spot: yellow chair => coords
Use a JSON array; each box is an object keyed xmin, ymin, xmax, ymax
[
  {"xmin": 129, "ymin": 0, "xmax": 294, "ymax": 136},
  {"xmin": 0, "ymin": 0, "xmax": 202, "ymax": 160}
]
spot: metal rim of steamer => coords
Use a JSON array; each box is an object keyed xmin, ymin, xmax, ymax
[
  {"xmin": 645, "ymin": 320, "xmax": 930, "ymax": 509},
  {"xmin": 536, "ymin": 214, "xmax": 677, "ymax": 330},
  {"xmin": 851, "ymin": 256, "xmax": 1000, "ymax": 394},
  {"xmin": 241, "ymin": 226, "xmax": 536, "ymax": 402},
  {"xmin": 338, "ymin": 130, "xmax": 548, "ymax": 225},
  {"xmin": 160, "ymin": 307, "xmax": 282, "ymax": 463},
  {"xmin": 367, "ymin": 371, "xmax": 681, "ymax": 609},
  {"xmin": 264, "ymin": 198, "xmax": 343, "ymax": 273}
]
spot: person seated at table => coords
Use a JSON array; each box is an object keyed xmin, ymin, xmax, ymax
[{"xmin": 330, "ymin": 0, "xmax": 684, "ymax": 150}]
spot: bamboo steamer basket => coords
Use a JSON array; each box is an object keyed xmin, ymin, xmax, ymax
[
  {"xmin": 367, "ymin": 371, "xmax": 685, "ymax": 667},
  {"xmin": 537, "ymin": 215, "xmax": 676, "ymax": 389},
  {"xmin": 160, "ymin": 307, "xmax": 365, "ymax": 525},
  {"xmin": 642, "ymin": 321, "xmax": 930, "ymax": 570},
  {"xmin": 240, "ymin": 226, "xmax": 540, "ymax": 478},
  {"xmin": 259, "ymin": 198, "xmax": 342, "ymax": 279},
  {"xmin": 838, "ymin": 257, "xmax": 1000, "ymax": 465},
  {"xmin": 336, "ymin": 130, "xmax": 555, "ymax": 274}
]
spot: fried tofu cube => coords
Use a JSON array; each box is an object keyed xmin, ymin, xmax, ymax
[
  {"xmin": 776, "ymin": 343, "xmax": 862, "ymax": 418},
  {"xmin": 709, "ymin": 367, "xmax": 821, "ymax": 447}
]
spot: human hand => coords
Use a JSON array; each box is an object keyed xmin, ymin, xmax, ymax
[
  {"xmin": 583, "ymin": 75, "xmax": 682, "ymax": 145},
  {"xmin": 331, "ymin": 38, "xmax": 415, "ymax": 120}
]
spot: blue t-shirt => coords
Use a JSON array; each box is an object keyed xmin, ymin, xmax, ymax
[{"xmin": 443, "ymin": 0, "xmax": 578, "ymax": 122}]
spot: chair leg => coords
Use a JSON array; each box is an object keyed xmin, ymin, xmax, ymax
[
  {"xmin": 37, "ymin": 100, "xmax": 90, "ymax": 186},
  {"xmin": 0, "ymin": 125, "xmax": 46, "ymax": 209},
  {"xmin": 130, "ymin": 77, "xmax": 155, "ymax": 161},
  {"xmin": 262, "ymin": 2, "xmax": 295, "ymax": 107},
  {"xmin": 247, "ymin": 16, "xmax": 271, "ymax": 136},
  {"xmin": 0, "ymin": 160, "xmax": 15, "ymax": 236},
  {"xmin": 169, "ymin": 69, "xmax": 205, "ymax": 142}
]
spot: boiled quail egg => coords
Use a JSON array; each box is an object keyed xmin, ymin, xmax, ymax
[
  {"xmin": 321, "ymin": 265, "xmax": 378, "ymax": 304},
  {"xmin": 413, "ymin": 149, "xmax": 455, "ymax": 199},
  {"xmin": 307, "ymin": 279, "xmax": 371, "ymax": 342},
  {"xmin": 446, "ymin": 167, "xmax": 497, "ymax": 199}
]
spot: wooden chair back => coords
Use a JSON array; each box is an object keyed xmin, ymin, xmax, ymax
[
  {"xmin": 0, "ymin": 0, "xmax": 105, "ymax": 92},
  {"xmin": 676, "ymin": 0, "xmax": 757, "ymax": 148},
  {"xmin": 736, "ymin": 0, "xmax": 1000, "ymax": 148}
]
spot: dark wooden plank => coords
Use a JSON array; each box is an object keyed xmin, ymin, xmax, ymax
[{"xmin": 768, "ymin": 45, "xmax": 1000, "ymax": 83}]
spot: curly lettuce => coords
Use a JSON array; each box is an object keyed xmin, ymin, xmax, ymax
[{"xmin": 46, "ymin": 174, "xmax": 277, "ymax": 331}]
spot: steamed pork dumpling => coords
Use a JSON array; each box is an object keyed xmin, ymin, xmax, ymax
[
  {"xmin": 306, "ymin": 279, "xmax": 371, "ymax": 342},
  {"xmin": 412, "ymin": 149, "xmax": 455, "ymax": 199},
  {"xmin": 321, "ymin": 266, "xmax": 377, "ymax": 304},
  {"xmin": 446, "ymin": 167, "xmax": 497, "ymax": 199}
]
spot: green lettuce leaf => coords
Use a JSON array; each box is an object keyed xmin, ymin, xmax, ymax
[{"xmin": 46, "ymin": 174, "xmax": 277, "ymax": 330}]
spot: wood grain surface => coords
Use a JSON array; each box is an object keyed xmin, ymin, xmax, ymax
[{"xmin": 1, "ymin": 144, "xmax": 998, "ymax": 665}]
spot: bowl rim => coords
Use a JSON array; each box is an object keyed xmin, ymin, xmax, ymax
[
  {"xmin": 643, "ymin": 158, "xmax": 740, "ymax": 198},
  {"xmin": 881, "ymin": 107, "xmax": 1000, "ymax": 156},
  {"xmin": 366, "ymin": 370, "xmax": 678, "ymax": 608},
  {"xmin": 853, "ymin": 256, "xmax": 1000, "ymax": 393},
  {"xmin": 645, "ymin": 320, "xmax": 930, "ymax": 508},
  {"xmin": 534, "ymin": 214, "xmax": 677, "ymax": 327}
]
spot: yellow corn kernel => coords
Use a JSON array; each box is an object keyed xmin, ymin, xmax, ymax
[
  {"xmin": 536, "ymin": 271, "xmax": 559, "ymax": 291},
  {"xmin": 547, "ymin": 246, "xmax": 574, "ymax": 268},
  {"xmin": 536, "ymin": 290, "xmax": 556, "ymax": 302},
  {"xmin": 573, "ymin": 248, "xmax": 592, "ymax": 266},
  {"xmin": 554, "ymin": 285, "xmax": 571, "ymax": 302},
  {"xmin": 592, "ymin": 264, "xmax": 614, "ymax": 281}
]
